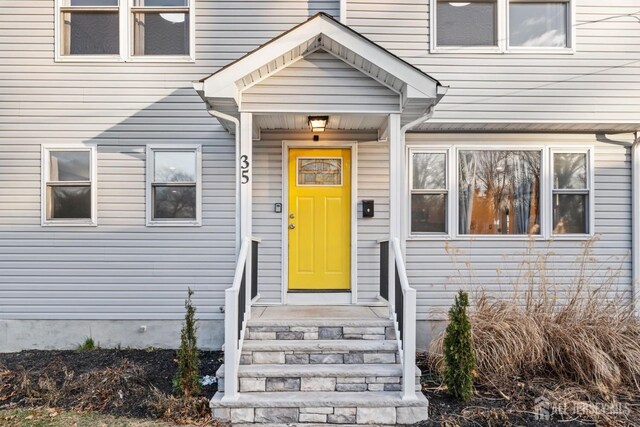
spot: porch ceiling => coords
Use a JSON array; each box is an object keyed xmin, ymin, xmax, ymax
[{"xmin": 193, "ymin": 13, "xmax": 447, "ymax": 136}]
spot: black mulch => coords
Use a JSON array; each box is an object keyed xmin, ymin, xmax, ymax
[{"xmin": 0, "ymin": 349, "xmax": 223, "ymax": 419}]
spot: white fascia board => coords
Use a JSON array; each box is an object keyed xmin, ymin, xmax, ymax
[{"xmin": 202, "ymin": 15, "xmax": 439, "ymax": 101}]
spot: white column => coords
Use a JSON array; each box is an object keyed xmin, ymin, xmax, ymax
[
  {"xmin": 388, "ymin": 114, "xmax": 402, "ymax": 306},
  {"xmin": 240, "ymin": 112, "xmax": 253, "ymax": 316}
]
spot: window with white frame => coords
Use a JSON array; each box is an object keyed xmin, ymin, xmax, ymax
[
  {"xmin": 42, "ymin": 146, "xmax": 96, "ymax": 225},
  {"xmin": 551, "ymin": 150, "xmax": 590, "ymax": 235},
  {"xmin": 408, "ymin": 146, "xmax": 593, "ymax": 239},
  {"xmin": 56, "ymin": 0, "xmax": 193, "ymax": 60},
  {"xmin": 410, "ymin": 151, "xmax": 448, "ymax": 234},
  {"xmin": 432, "ymin": 0, "xmax": 572, "ymax": 51},
  {"xmin": 146, "ymin": 146, "xmax": 201, "ymax": 225}
]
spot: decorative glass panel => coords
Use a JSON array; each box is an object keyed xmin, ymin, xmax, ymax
[
  {"xmin": 63, "ymin": 12, "xmax": 119, "ymax": 55},
  {"xmin": 437, "ymin": 1, "xmax": 497, "ymax": 46},
  {"xmin": 47, "ymin": 186, "xmax": 91, "ymax": 219},
  {"xmin": 154, "ymin": 151, "xmax": 196, "ymax": 182},
  {"xmin": 297, "ymin": 158, "xmax": 342, "ymax": 186},
  {"xmin": 133, "ymin": 12, "xmax": 189, "ymax": 55},
  {"xmin": 509, "ymin": 2, "xmax": 568, "ymax": 47},
  {"xmin": 412, "ymin": 153, "xmax": 446, "ymax": 190},
  {"xmin": 458, "ymin": 150, "xmax": 541, "ymax": 235},
  {"xmin": 554, "ymin": 153, "xmax": 587, "ymax": 189},
  {"xmin": 153, "ymin": 186, "xmax": 196, "ymax": 219},
  {"xmin": 50, "ymin": 151, "xmax": 91, "ymax": 181},
  {"xmin": 412, "ymin": 194, "xmax": 447, "ymax": 233},
  {"xmin": 553, "ymin": 194, "xmax": 587, "ymax": 234}
]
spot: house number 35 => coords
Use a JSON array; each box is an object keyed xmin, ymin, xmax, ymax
[{"xmin": 240, "ymin": 155, "xmax": 250, "ymax": 184}]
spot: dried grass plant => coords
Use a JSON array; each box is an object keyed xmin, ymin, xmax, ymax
[{"xmin": 432, "ymin": 237, "xmax": 640, "ymax": 397}]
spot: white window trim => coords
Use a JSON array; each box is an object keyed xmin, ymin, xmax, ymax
[
  {"xmin": 54, "ymin": 0, "xmax": 195, "ymax": 63},
  {"xmin": 429, "ymin": 0, "xmax": 575, "ymax": 54},
  {"xmin": 146, "ymin": 144, "xmax": 202, "ymax": 227},
  {"xmin": 41, "ymin": 144, "xmax": 98, "ymax": 227},
  {"xmin": 407, "ymin": 145, "xmax": 594, "ymax": 241},
  {"xmin": 407, "ymin": 147, "xmax": 451, "ymax": 239},
  {"xmin": 547, "ymin": 147, "xmax": 595, "ymax": 239}
]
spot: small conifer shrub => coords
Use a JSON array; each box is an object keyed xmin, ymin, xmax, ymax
[
  {"xmin": 443, "ymin": 290, "xmax": 476, "ymax": 401},
  {"xmin": 173, "ymin": 288, "xmax": 201, "ymax": 397}
]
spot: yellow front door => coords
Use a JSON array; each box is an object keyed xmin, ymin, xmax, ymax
[{"xmin": 288, "ymin": 148, "xmax": 351, "ymax": 290}]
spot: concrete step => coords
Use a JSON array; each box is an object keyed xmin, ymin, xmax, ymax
[
  {"xmin": 241, "ymin": 339, "xmax": 399, "ymax": 365},
  {"xmin": 216, "ymin": 364, "xmax": 422, "ymax": 393},
  {"xmin": 211, "ymin": 391, "xmax": 429, "ymax": 424}
]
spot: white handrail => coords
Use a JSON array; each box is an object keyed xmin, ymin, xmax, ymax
[
  {"xmin": 222, "ymin": 236, "xmax": 251, "ymax": 402},
  {"xmin": 390, "ymin": 238, "xmax": 417, "ymax": 400}
]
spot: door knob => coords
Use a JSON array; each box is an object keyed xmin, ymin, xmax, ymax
[{"xmin": 289, "ymin": 224, "xmax": 296, "ymax": 229}]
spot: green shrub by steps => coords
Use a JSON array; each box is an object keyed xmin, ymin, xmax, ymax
[
  {"xmin": 173, "ymin": 288, "xmax": 201, "ymax": 397},
  {"xmin": 442, "ymin": 291, "xmax": 476, "ymax": 402}
]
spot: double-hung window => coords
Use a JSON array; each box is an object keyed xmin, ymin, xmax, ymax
[
  {"xmin": 432, "ymin": 0, "xmax": 573, "ymax": 52},
  {"xmin": 56, "ymin": 0, "xmax": 194, "ymax": 60},
  {"xmin": 42, "ymin": 146, "xmax": 97, "ymax": 226},
  {"xmin": 410, "ymin": 151, "xmax": 448, "ymax": 234},
  {"xmin": 146, "ymin": 146, "xmax": 201, "ymax": 226},
  {"xmin": 551, "ymin": 150, "xmax": 591, "ymax": 235}
]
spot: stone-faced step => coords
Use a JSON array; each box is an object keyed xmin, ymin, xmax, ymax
[
  {"xmin": 246, "ymin": 325, "xmax": 396, "ymax": 340},
  {"xmin": 242, "ymin": 339, "xmax": 398, "ymax": 353},
  {"xmin": 210, "ymin": 390, "xmax": 429, "ymax": 425}
]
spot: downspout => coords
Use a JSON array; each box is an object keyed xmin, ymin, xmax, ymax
[
  {"xmin": 207, "ymin": 108, "xmax": 241, "ymax": 256},
  {"xmin": 633, "ymin": 131, "xmax": 640, "ymax": 315}
]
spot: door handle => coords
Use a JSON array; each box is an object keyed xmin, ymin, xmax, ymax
[
  {"xmin": 289, "ymin": 224, "xmax": 296, "ymax": 229},
  {"xmin": 289, "ymin": 214, "xmax": 295, "ymax": 219}
]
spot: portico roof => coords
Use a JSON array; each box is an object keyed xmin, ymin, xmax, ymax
[{"xmin": 194, "ymin": 13, "xmax": 447, "ymax": 134}]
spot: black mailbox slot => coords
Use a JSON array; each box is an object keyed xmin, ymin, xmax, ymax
[{"xmin": 363, "ymin": 200, "xmax": 374, "ymax": 218}]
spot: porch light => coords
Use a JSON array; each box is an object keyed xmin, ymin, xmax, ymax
[{"xmin": 308, "ymin": 116, "xmax": 329, "ymax": 132}]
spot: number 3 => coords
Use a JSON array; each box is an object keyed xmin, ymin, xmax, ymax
[{"xmin": 240, "ymin": 155, "xmax": 250, "ymax": 184}]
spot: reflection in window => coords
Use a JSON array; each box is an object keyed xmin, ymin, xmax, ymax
[
  {"xmin": 150, "ymin": 150, "xmax": 198, "ymax": 220},
  {"xmin": 297, "ymin": 158, "xmax": 342, "ymax": 186},
  {"xmin": 45, "ymin": 149, "xmax": 94, "ymax": 222},
  {"xmin": 459, "ymin": 151, "xmax": 541, "ymax": 235},
  {"xmin": 509, "ymin": 2, "xmax": 568, "ymax": 47},
  {"xmin": 436, "ymin": 0, "xmax": 497, "ymax": 47},
  {"xmin": 132, "ymin": 0, "xmax": 190, "ymax": 56},
  {"xmin": 411, "ymin": 152, "xmax": 448, "ymax": 233},
  {"xmin": 553, "ymin": 152, "xmax": 589, "ymax": 234}
]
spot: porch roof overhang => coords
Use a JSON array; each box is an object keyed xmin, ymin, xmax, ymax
[{"xmin": 193, "ymin": 12, "xmax": 447, "ymax": 135}]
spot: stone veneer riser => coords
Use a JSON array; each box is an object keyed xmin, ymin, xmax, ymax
[
  {"xmin": 241, "ymin": 350, "xmax": 400, "ymax": 365},
  {"xmin": 245, "ymin": 326, "xmax": 396, "ymax": 341},
  {"xmin": 218, "ymin": 375, "xmax": 422, "ymax": 393}
]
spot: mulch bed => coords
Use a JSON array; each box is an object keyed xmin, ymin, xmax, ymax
[{"xmin": 0, "ymin": 349, "xmax": 223, "ymax": 419}]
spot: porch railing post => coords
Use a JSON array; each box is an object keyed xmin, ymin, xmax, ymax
[
  {"xmin": 402, "ymin": 286, "xmax": 417, "ymax": 400},
  {"xmin": 223, "ymin": 287, "xmax": 238, "ymax": 401}
]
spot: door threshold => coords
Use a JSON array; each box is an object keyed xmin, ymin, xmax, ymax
[{"xmin": 286, "ymin": 292, "xmax": 353, "ymax": 305}]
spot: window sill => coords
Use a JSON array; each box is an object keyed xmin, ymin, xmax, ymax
[
  {"xmin": 55, "ymin": 55, "xmax": 125, "ymax": 63},
  {"xmin": 54, "ymin": 55, "xmax": 195, "ymax": 63},
  {"xmin": 429, "ymin": 47, "xmax": 575, "ymax": 55},
  {"xmin": 430, "ymin": 46, "xmax": 503, "ymax": 54},
  {"xmin": 42, "ymin": 220, "xmax": 97, "ymax": 227},
  {"xmin": 146, "ymin": 221, "xmax": 201, "ymax": 227},
  {"xmin": 407, "ymin": 234, "xmax": 595, "ymax": 242},
  {"xmin": 127, "ymin": 56, "xmax": 195, "ymax": 63},
  {"xmin": 505, "ymin": 47, "xmax": 575, "ymax": 55}
]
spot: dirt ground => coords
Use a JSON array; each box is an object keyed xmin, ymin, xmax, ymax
[{"xmin": 2, "ymin": 349, "xmax": 638, "ymax": 426}]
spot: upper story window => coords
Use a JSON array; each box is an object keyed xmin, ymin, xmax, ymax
[
  {"xmin": 146, "ymin": 145, "xmax": 202, "ymax": 226},
  {"xmin": 42, "ymin": 146, "xmax": 97, "ymax": 226},
  {"xmin": 56, "ymin": 0, "xmax": 194, "ymax": 61},
  {"xmin": 432, "ymin": 0, "xmax": 573, "ymax": 53}
]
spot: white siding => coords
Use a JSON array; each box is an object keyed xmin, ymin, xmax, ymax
[
  {"xmin": 241, "ymin": 51, "xmax": 400, "ymax": 113},
  {"xmin": 346, "ymin": 0, "xmax": 640, "ymax": 126},
  {"xmin": 404, "ymin": 133, "xmax": 634, "ymax": 320},
  {"xmin": 0, "ymin": 0, "xmax": 340, "ymax": 321}
]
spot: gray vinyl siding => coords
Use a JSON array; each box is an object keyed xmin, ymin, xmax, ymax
[
  {"xmin": 241, "ymin": 51, "xmax": 400, "ymax": 113},
  {"xmin": 0, "ymin": 0, "xmax": 340, "ymax": 321},
  {"xmin": 346, "ymin": 0, "xmax": 640, "ymax": 125},
  {"xmin": 252, "ymin": 131, "xmax": 384, "ymax": 303},
  {"xmin": 404, "ymin": 133, "xmax": 634, "ymax": 320}
]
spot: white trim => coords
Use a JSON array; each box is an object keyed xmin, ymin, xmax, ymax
[
  {"xmin": 55, "ymin": 0, "xmax": 195, "ymax": 63},
  {"xmin": 286, "ymin": 292, "xmax": 352, "ymax": 305},
  {"xmin": 145, "ymin": 144, "xmax": 202, "ymax": 227},
  {"xmin": 632, "ymin": 136, "xmax": 640, "ymax": 315},
  {"xmin": 282, "ymin": 141, "xmax": 358, "ymax": 305},
  {"xmin": 339, "ymin": 0, "xmax": 347, "ymax": 25},
  {"xmin": 41, "ymin": 144, "xmax": 98, "ymax": 227},
  {"xmin": 429, "ymin": 0, "xmax": 575, "ymax": 54}
]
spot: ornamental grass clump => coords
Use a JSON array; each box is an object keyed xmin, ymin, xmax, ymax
[
  {"xmin": 173, "ymin": 288, "xmax": 201, "ymax": 397},
  {"xmin": 442, "ymin": 291, "xmax": 476, "ymax": 401}
]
